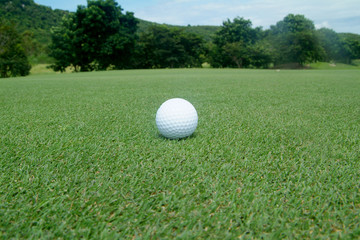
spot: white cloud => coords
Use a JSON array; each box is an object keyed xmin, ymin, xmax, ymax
[{"xmin": 315, "ymin": 21, "xmax": 331, "ymax": 30}]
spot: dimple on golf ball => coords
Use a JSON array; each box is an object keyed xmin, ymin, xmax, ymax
[{"xmin": 156, "ymin": 98, "xmax": 198, "ymax": 139}]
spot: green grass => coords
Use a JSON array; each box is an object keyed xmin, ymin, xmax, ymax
[
  {"xmin": 1, "ymin": 69, "xmax": 359, "ymax": 239},
  {"xmin": 30, "ymin": 64, "xmax": 55, "ymax": 75},
  {"xmin": 309, "ymin": 61, "xmax": 360, "ymax": 70},
  {"xmin": 30, "ymin": 64, "xmax": 78, "ymax": 75}
]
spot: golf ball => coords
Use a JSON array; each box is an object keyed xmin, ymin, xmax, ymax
[{"xmin": 156, "ymin": 98, "xmax": 198, "ymax": 139}]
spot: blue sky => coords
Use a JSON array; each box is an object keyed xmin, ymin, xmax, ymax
[{"xmin": 35, "ymin": 0, "xmax": 360, "ymax": 34}]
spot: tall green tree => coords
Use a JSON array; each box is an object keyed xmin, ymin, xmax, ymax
[
  {"xmin": 136, "ymin": 25, "xmax": 205, "ymax": 68},
  {"xmin": 213, "ymin": 18, "xmax": 259, "ymax": 47},
  {"xmin": 0, "ymin": 20, "xmax": 31, "ymax": 78},
  {"xmin": 209, "ymin": 17, "xmax": 272, "ymax": 68},
  {"xmin": 49, "ymin": 15, "xmax": 75, "ymax": 72},
  {"xmin": 49, "ymin": 0, "xmax": 138, "ymax": 72},
  {"xmin": 268, "ymin": 14, "xmax": 323, "ymax": 66}
]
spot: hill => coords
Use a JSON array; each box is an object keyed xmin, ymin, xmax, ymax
[
  {"xmin": 0, "ymin": 0, "xmax": 69, "ymax": 44},
  {"xmin": 138, "ymin": 19, "xmax": 220, "ymax": 42},
  {"xmin": 0, "ymin": 0, "xmax": 219, "ymax": 46}
]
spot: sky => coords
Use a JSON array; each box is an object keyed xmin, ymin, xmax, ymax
[{"xmin": 34, "ymin": 0, "xmax": 360, "ymax": 34}]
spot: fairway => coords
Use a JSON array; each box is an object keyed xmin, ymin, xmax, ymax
[{"xmin": 0, "ymin": 69, "xmax": 359, "ymax": 238}]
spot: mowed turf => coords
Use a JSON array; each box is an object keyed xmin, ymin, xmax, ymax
[{"xmin": 0, "ymin": 69, "xmax": 359, "ymax": 239}]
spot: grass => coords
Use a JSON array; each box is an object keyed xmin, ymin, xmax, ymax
[
  {"xmin": 30, "ymin": 64, "xmax": 76, "ymax": 75},
  {"xmin": 0, "ymin": 69, "xmax": 359, "ymax": 239},
  {"xmin": 30, "ymin": 64, "xmax": 54, "ymax": 75},
  {"xmin": 309, "ymin": 61, "xmax": 360, "ymax": 70}
]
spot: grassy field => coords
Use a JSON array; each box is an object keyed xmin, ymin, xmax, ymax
[{"xmin": 1, "ymin": 69, "xmax": 359, "ymax": 239}]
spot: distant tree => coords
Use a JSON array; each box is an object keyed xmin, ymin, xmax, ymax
[
  {"xmin": 0, "ymin": 20, "xmax": 31, "ymax": 78},
  {"xmin": 21, "ymin": 31, "xmax": 41, "ymax": 57},
  {"xmin": 136, "ymin": 25, "xmax": 205, "ymax": 68},
  {"xmin": 48, "ymin": 15, "xmax": 75, "ymax": 72},
  {"xmin": 338, "ymin": 33, "xmax": 360, "ymax": 64},
  {"xmin": 178, "ymin": 30, "xmax": 206, "ymax": 67},
  {"xmin": 213, "ymin": 18, "xmax": 259, "ymax": 47},
  {"xmin": 248, "ymin": 41, "xmax": 273, "ymax": 68},
  {"xmin": 221, "ymin": 42, "xmax": 249, "ymax": 68},
  {"xmin": 317, "ymin": 28, "xmax": 344, "ymax": 62},
  {"xmin": 209, "ymin": 17, "xmax": 272, "ymax": 68},
  {"xmin": 268, "ymin": 14, "xmax": 323, "ymax": 67},
  {"xmin": 49, "ymin": 0, "xmax": 138, "ymax": 72}
]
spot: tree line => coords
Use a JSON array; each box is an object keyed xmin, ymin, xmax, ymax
[{"xmin": 1, "ymin": 0, "xmax": 360, "ymax": 77}]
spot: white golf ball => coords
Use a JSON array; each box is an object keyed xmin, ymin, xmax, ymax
[{"xmin": 156, "ymin": 98, "xmax": 198, "ymax": 139}]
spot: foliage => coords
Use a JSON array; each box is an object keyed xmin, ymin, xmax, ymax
[
  {"xmin": 137, "ymin": 19, "xmax": 220, "ymax": 43},
  {"xmin": 247, "ymin": 41, "xmax": 274, "ymax": 68},
  {"xmin": 316, "ymin": 28, "xmax": 360, "ymax": 64},
  {"xmin": 2, "ymin": 0, "xmax": 360, "ymax": 70},
  {"xmin": 0, "ymin": 0, "xmax": 69, "ymax": 63},
  {"xmin": 317, "ymin": 28, "xmax": 345, "ymax": 62},
  {"xmin": 0, "ymin": 20, "xmax": 31, "ymax": 77},
  {"xmin": 338, "ymin": 33, "xmax": 360, "ymax": 64},
  {"xmin": 1, "ymin": 69, "xmax": 359, "ymax": 238},
  {"xmin": 214, "ymin": 18, "xmax": 259, "ymax": 46},
  {"xmin": 136, "ymin": 25, "xmax": 205, "ymax": 68},
  {"xmin": 209, "ymin": 17, "xmax": 272, "ymax": 68},
  {"xmin": 182, "ymin": 25, "xmax": 221, "ymax": 42},
  {"xmin": 49, "ymin": 0, "xmax": 138, "ymax": 72},
  {"xmin": 267, "ymin": 14, "xmax": 323, "ymax": 66},
  {"xmin": 21, "ymin": 30, "xmax": 41, "ymax": 57},
  {"xmin": 0, "ymin": 0, "xmax": 68, "ymax": 43},
  {"xmin": 48, "ymin": 16, "xmax": 75, "ymax": 72},
  {"xmin": 0, "ymin": 0, "xmax": 217, "ymax": 51}
]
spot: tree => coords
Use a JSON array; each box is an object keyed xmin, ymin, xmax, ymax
[
  {"xmin": 178, "ymin": 30, "xmax": 206, "ymax": 67},
  {"xmin": 317, "ymin": 28, "xmax": 344, "ymax": 62},
  {"xmin": 248, "ymin": 41, "xmax": 273, "ymax": 68},
  {"xmin": 48, "ymin": 15, "xmax": 75, "ymax": 72},
  {"xmin": 339, "ymin": 33, "xmax": 360, "ymax": 64},
  {"xmin": 213, "ymin": 18, "xmax": 259, "ymax": 47},
  {"xmin": 209, "ymin": 17, "xmax": 272, "ymax": 68},
  {"xmin": 268, "ymin": 14, "xmax": 323, "ymax": 67},
  {"xmin": 136, "ymin": 25, "xmax": 205, "ymax": 68},
  {"xmin": 221, "ymin": 42, "xmax": 249, "ymax": 68},
  {"xmin": 21, "ymin": 31, "xmax": 41, "ymax": 57},
  {"xmin": 49, "ymin": 0, "xmax": 138, "ymax": 72},
  {"xmin": 0, "ymin": 20, "xmax": 31, "ymax": 78}
]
